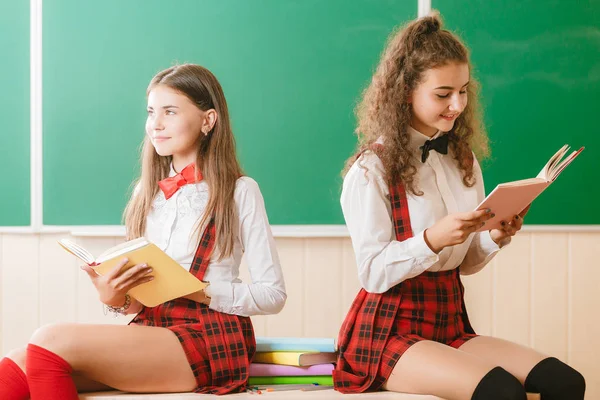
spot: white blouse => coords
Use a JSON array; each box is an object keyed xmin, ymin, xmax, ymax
[
  {"xmin": 144, "ymin": 169, "xmax": 287, "ymax": 317},
  {"xmin": 341, "ymin": 126, "xmax": 508, "ymax": 294}
]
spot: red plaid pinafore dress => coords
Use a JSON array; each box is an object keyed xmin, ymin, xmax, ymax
[
  {"xmin": 129, "ymin": 219, "xmax": 256, "ymax": 394},
  {"xmin": 333, "ymin": 149, "xmax": 477, "ymax": 393}
]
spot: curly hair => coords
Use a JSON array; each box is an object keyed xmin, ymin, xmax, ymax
[{"xmin": 344, "ymin": 12, "xmax": 490, "ymax": 194}]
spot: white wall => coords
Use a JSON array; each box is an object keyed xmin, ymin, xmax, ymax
[{"xmin": 1, "ymin": 231, "xmax": 598, "ymax": 397}]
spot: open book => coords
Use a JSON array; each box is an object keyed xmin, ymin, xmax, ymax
[
  {"xmin": 58, "ymin": 237, "xmax": 206, "ymax": 307},
  {"xmin": 476, "ymin": 144, "xmax": 584, "ymax": 232}
]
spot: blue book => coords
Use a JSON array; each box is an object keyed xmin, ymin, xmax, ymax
[{"xmin": 255, "ymin": 337, "xmax": 337, "ymax": 353}]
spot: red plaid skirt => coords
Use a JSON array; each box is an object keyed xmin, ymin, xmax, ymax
[
  {"xmin": 130, "ymin": 299, "xmax": 255, "ymax": 394},
  {"xmin": 130, "ymin": 219, "xmax": 256, "ymax": 395},
  {"xmin": 334, "ymin": 147, "xmax": 476, "ymax": 393},
  {"xmin": 334, "ymin": 269, "xmax": 476, "ymax": 393}
]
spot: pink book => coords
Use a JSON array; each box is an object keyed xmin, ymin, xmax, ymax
[
  {"xmin": 476, "ymin": 145, "xmax": 584, "ymax": 232},
  {"xmin": 250, "ymin": 363, "xmax": 334, "ymax": 377}
]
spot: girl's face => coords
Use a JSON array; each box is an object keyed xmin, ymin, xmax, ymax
[
  {"xmin": 409, "ymin": 62, "xmax": 470, "ymax": 137},
  {"xmin": 146, "ymin": 85, "xmax": 213, "ymax": 161}
]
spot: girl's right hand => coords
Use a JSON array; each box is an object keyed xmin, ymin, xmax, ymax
[
  {"xmin": 424, "ymin": 209, "xmax": 494, "ymax": 253},
  {"xmin": 80, "ymin": 258, "xmax": 153, "ymax": 307}
]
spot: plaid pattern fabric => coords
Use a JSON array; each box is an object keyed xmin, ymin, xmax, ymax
[
  {"xmin": 334, "ymin": 146, "xmax": 476, "ymax": 393},
  {"xmin": 130, "ymin": 219, "xmax": 256, "ymax": 394},
  {"xmin": 377, "ymin": 269, "xmax": 477, "ymax": 382}
]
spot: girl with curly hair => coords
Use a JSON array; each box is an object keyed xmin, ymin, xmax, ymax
[{"xmin": 333, "ymin": 13, "xmax": 584, "ymax": 400}]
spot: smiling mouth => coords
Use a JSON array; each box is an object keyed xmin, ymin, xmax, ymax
[{"xmin": 440, "ymin": 114, "xmax": 458, "ymax": 119}]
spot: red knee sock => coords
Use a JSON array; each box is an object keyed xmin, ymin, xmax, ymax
[
  {"xmin": 26, "ymin": 344, "xmax": 78, "ymax": 400},
  {"xmin": 0, "ymin": 357, "xmax": 30, "ymax": 400}
]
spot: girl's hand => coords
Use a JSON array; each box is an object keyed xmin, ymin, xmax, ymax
[
  {"xmin": 489, "ymin": 205, "xmax": 530, "ymax": 245},
  {"xmin": 81, "ymin": 258, "xmax": 153, "ymax": 307},
  {"xmin": 424, "ymin": 209, "xmax": 494, "ymax": 253}
]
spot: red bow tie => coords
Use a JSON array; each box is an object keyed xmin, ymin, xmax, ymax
[{"xmin": 158, "ymin": 163, "xmax": 203, "ymax": 199}]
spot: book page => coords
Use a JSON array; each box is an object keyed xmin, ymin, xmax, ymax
[
  {"xmin": 498, "ymin": 177, "xmax": 546, "ymax": 187},
  {"xmin": 549, "ymin": 146, "xmax": 584, "ymax": 181},
  {"xmin": 96, "ymin": 237, "xmax": 149, "ymax": 264},
  {"xmin": 57, "ymin": 239, "xmax": 95, "ymax": 265},
  {"xmin": 536, "ymin": 144, "xmax": 569, "ymax": 180}
]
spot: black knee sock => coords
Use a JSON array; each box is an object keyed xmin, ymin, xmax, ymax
[
  {"xmin": 471, "ymin": 366, "xmax": 526, "ymax": 400},
  {"xmin": 524, "ymin": 357, "xmax": 585, "ymax": 400}
]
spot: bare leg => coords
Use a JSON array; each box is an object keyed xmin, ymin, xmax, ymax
[
  {"xmin": 457, "ymin": 336, "xmax": 548, "ymax": 383},
  {"xmin": 72, "ymin": 375, "xmax": 114, "ymax": 393},
  {"xmin": 5, "ymin": 347, "xmax": 113, "ymax": 392},
  {"xmin": 28, "ymin": 323, "xmax": 197, "ymax": 393},
  {"xmin": 5, "ymin": 348, "xmax": 26, "ymax": 370},
  {"xmin": 382, "ymin": 340, "xmax": 497, "ymax": 400}
]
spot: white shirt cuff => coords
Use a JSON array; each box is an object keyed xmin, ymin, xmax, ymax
[
  {"xmin": 413, "ymin": 230, "xmax": 441, "ymax": 260},
  {"xmin": 205, "ymin": 281, "xmax": 233, "ymax": 313},
  {"xmin": 481, "ymin": 230, "xmax": 510, "ymax": 251},
  {"xmin": 382, "ymin": 230, "xmax": 439, "ymax": 274}
]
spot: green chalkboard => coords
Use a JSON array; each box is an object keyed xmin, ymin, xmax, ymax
[
  {"xmin": 435, "ymin": 0, "xmax": 600, "ymax": 224},
  {"xmin": 42, "ymin": 1, "xmax": 598, "ymax": 226},
  {"xmin": 42, "ymin": 0, "xmax": 416, "ymax": 225},
  {"xmin": 0, "ymin": 2, "xmax": 30, "ymax": 226}
]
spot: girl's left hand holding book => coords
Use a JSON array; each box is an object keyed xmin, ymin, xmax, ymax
[{"xmin": 489, "ymin": 205, "xmax": 530, "ymax": 244}]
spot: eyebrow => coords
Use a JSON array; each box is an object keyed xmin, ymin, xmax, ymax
[
  {"xmin": 434, "ymin": 81, "xmax": 470, "ymax": 90},
  {"xmin": 147, "ymin": 105, "xmax": 180, "ymax": 109}
]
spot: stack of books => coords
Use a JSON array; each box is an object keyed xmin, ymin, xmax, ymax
[{"xmin": 249, "ymin": 337, "xmax": 337, "ymax": 388}]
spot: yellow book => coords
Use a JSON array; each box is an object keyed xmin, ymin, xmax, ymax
[
  {"xmin": 58, "ymin": 237, "xmax": 205, "ymax": 307},
  {"xmin": 253, "ymin": 351, "xmax": 337, "ymax": 366}
]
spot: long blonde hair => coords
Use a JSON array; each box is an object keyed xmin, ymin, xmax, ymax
[
  {"xmin": 345, "ymin": 12, "xmax": 489, "ymax": 194},
  {"xmin": 124, "ymin": 64, "xmax": 242, "ymax": 260}
]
